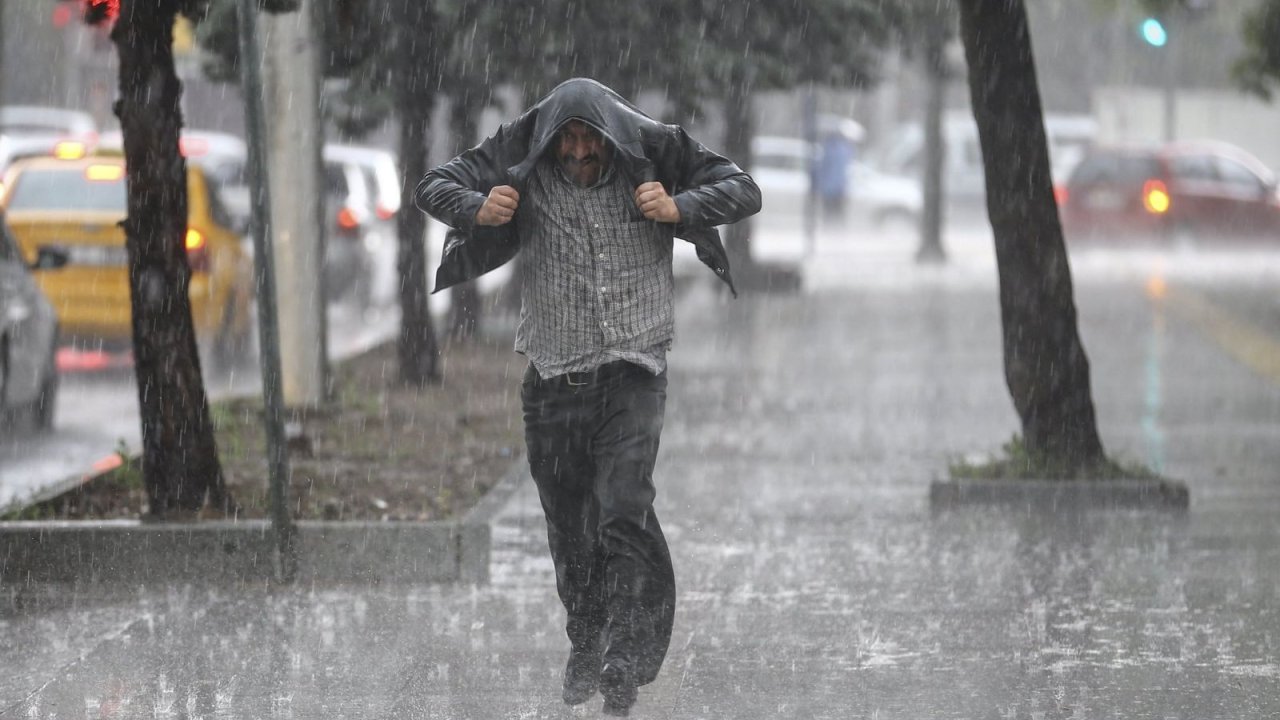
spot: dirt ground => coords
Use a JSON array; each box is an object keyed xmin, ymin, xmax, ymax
[{"xmin": 12, "ymin": 337, "xmax": 526, "ymax": 522}]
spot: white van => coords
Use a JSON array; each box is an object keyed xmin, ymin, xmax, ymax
[{"xmin": 855, "ymin": 111, "xmax": 1098, "ymax": 230}]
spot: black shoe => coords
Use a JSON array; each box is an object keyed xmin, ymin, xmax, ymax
[
  {"xmin": 599, "ymin": 662, "xmax": 637, "ymax": 717},
  {"xmin": 561, "ymin": 647, "xmax": 601, "ymax": 706}
]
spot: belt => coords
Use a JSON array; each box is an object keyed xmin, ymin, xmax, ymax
[{"xmin": 556, "ymin": 360, "xmax": 633, "ymax": 387}]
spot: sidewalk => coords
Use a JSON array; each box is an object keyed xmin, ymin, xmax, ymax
[{"xmin": 2, "ymin": 238, "xmax": 1278, "ymax": 719}]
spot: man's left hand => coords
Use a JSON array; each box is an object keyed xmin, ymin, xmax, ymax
[{"xmin": 635, "ymin": 182, "xmax": 681, "ymax": 223}]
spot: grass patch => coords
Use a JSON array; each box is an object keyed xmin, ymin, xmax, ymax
[{"xmin": 949, "ymin": 434, "xmax": 1163, "ymax": 481}]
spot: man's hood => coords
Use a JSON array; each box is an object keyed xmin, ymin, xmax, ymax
[{"xmin": 509, "ymin": 78, "xmax": 662, "ymax": 182}]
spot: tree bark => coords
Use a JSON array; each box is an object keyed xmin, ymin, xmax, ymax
[
  {"xmin": 393, "ymin": 1, "xmax": 439, "ymax": 386},
  {"xmin": 955, "ymin": 0, "xmax": 1106, "ymax": 470},
  {"xmin": 113, "ymin": 2, "xmax": 232, "ymax": 516},
  {"xmin": 917, "ymin": 8, "xmax": 948, "ymax": 264},
  {"xmin": 722, "ymin": 62, "xmax": 757, "ymax": 286}
]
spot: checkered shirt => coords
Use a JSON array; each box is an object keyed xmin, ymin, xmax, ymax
[{"xmin": 514, "ymin": 159, "xmax": 675, "ymax": 379}]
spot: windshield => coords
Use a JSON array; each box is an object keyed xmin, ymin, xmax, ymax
[{"xmin": 7, "ymin": 166, "xmax": 127, "ymax": 212}]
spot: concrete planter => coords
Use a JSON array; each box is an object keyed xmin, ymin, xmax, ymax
[
  {"xmin": 0, "ymin": 461, "xmax": 525, "ymax": 589},
  {"xmin": 929, "ymin": 476, "xmax": 1190, "ymax": 511}
]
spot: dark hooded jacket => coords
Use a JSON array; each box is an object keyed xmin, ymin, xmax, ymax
[{"xmin": 414, "ymin": 78, "xmax": 761, "ymax": 296}]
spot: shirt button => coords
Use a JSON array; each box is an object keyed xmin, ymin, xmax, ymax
[
  {"xmin": 593, "ymin": 223, "xmax": 599, "ymax": 229},
  {"xmin": 602, "ymin": 321, "xmax": 609, "ymax": 327},
  {"xmin": 598, "ymin": 253, "xmax": 605, "ymax": 259},
  {"xmin": 600, "ymin": 286, "xmax": 607, "ymax": 293}
]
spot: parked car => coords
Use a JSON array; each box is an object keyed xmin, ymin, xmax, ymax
[
  {"xmin": 98, "ymin": 129, "xmax": 251, "ymax": 231},
  {"xmin": 322, "ymin": 144, "xmax": 401, "ymax": 307},
  {"xmin": 747, "ymin": 134, "xmax": 920, "ymax": 235},
  {"xmin": 1059, "ymin": 140, "xmax": 1280, "ymax": 245},
  {"xmin": 0, "ymin": 212, "xmax": 67, "ymax": 431},
  {"xmin": 323, "ymin": 143, "xmax": 401, "ymax": 222},
  {"xmin": 100, "ymin": 131, "xmax": 381, "ymax": 307},
  {"xmin": 860, "ymin": 112, "xmax": 1098, "ymax": 230},
  {"xmin": 0, "ymin": 106, "xmax": 99, "ymax": 165},
  {"xmin": 321, "ymin": 155, "xmax": 378, "ymax": 307},
  {"xmin": 0, "ymin": 155, "xmax": 254, "ymax": 365}
]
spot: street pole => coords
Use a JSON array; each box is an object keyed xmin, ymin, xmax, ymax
[
  {"xmin": 1162, "ymin": 23, "xmax": 1176, "ymax": 143},
  {"xmin": 261, "ymin": 2, "xmax": 327, "ymax": 407},
  {"xmin": 236, "ymin": 0, "xmax": 296, "ymax": 584},
  {"xmin": 802, "ymin": 87, "xmax": 817, "ymax": 259}
]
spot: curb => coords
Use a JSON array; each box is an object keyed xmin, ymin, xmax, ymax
[
  {"xmin": 0, "ymin": 458, "xmax": 528, "ymax": 589},
  {"xmin": 928, "ymin": 477, "xmax": 1190, "ymax": 511}
]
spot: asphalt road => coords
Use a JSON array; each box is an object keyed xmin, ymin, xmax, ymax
[
  {"xmin": 3, "ymin": 225, "xmax": 1277, "ymax": 517},
  {"xmin": 2, "ymin": 226, "xmax": 1278, "ymax": 718}
]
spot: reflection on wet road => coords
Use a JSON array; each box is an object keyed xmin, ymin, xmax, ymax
[{"xmin": 2, "ymin": 238, "xmax": 1278, "ymax": 718}]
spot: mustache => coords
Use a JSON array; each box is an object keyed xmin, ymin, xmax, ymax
[{"xmin": 562, "ymin": 154, "xmax": 600, "ymax": 165}]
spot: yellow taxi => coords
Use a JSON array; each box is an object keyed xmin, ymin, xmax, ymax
[{"xmin": 0, "ymin": 155, "xmax": 253, "ymax": 362}]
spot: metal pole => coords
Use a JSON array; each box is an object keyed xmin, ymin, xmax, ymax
[
  {"xmin": 236, "ymin": 0, "xmax": 296, "ymax": 583},
  {"xmin": 802, "ymin": 87, "xmax": 817, "ymax": 258},
  {"xmin": 1162, "ymin": 22, "xmax": 1177, "ymax": 143}
]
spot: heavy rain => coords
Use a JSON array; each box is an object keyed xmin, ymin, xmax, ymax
[{"xmin": 1, "ymin": 0, "xmax": 1278, "ymax": 718}]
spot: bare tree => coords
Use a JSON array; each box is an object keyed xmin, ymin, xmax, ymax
[
  {"xmin": 391, "ymin": 0, "xmax": 441, "ymax": 385},
  {"xmin": 955, "ymin": 0, "xmax": 1106, "ymax": 472},
  {"xmin": 106, "ymin": 1, "xmax": 233, "ymax": 516}
]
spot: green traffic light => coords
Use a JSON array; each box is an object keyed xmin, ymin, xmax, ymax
[{"xmin": 1141, "ymin": 17, "xmax": 1168, "ymax": 47}]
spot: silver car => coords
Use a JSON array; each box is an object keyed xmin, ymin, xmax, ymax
[{"xmin": 0, "ymin": 213, "xmax": 66, "ymax": 431}]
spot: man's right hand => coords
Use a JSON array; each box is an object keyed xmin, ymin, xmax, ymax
[{"xmin": 475, "ymin": 185, "xmax": 520, "ymax": 226}]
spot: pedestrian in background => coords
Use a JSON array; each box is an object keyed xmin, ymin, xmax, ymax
[
  {"xmin": 415, "ymin": 77, "xmax": 760, "ymax": 716},
  {"xmin": 814, "ymin": 128, "xmax": 856, "ymax": 224}
]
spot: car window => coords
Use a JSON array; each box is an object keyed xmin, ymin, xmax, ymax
[
  {"xmin": 1070, "ymin": 154, "xmax": 1161, "ymax": 186},
  {"xmin": 1214, "ymin": 157, "xmax": 1265, "ymax": 193},
  {"xmin": 1169, "ymin": 155, "xmax": 1215, "ymax": 182},
  {"xmin": 201, "ymin": 159, "xmax": 246, "ymax": 188},
  {"xmin": 202, "ymin": 175, "xmax": 236, "ymax": 230},
  {"xmin": 324, "ymin": 163, "xmax": 348, "ymax": 196},
  {"xmin": 6, "ymin": 166, "xmax": 127, "ymax": 211}
]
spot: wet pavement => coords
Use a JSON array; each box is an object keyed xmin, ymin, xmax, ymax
[{"xmin": 2, "ymin": 237, "xmax": 1279, "ymax": 718}]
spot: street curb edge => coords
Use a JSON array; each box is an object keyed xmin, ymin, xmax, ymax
[{"xmin": 0, "ymin": 457, "xmax": 530, "ymax": 589}]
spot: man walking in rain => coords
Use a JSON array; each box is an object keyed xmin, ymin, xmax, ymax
[{"xmin": 416, "ymin": 78, "xmax": 760, "ymax": 716}]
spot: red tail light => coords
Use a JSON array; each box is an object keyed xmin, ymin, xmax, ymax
[
  {"xmin": 336, "ymin": 206, "xmax": 361, "ymax": 237},
  {"xmin": 375, "ymin": 203, "xmax": 396, "ymax": 221},
  {"xmin": 185, "ymin": 228, "xmax": 209, "ymax": 273},
  {"xmin": 1053, "ymin": 184, "xmax": 1068, "ymax": 206},
  {"xmin": 1142, "ymin": 179, "xmax": 1171, "ymax": 215}
]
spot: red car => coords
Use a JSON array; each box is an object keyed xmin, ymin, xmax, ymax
[{"xmin": 1060, "ymin": 140, "xmax": 1280, "ymax": 245}]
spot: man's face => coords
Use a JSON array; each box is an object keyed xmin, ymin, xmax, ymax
[{"xmin": 556, "ymin": 120, "xmax": 608, "ymax": 186}]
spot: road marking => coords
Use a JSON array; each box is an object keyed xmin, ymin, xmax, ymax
[{"xmin": 1165, "ymin": 285, "xmax": 1280, "ymax": 385}]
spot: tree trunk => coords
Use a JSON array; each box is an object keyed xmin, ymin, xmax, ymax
[
  {"xmin": 917, "ymin": 8, "xmax": 948, "ymax": 264},
  {"xmin": 112, "ymin": 2, "xmax": 232, "ymax": 516},
  {"xmin": 955, "ymin": 0, "xmax": 1106, "ymax": 471},
  {"xmin": 722, "ymin": 63, "xmax": 757, "ymax": 286},
  {"xmin": 393, "ymin": 2, "xmax": 439, "ymax": 386},
  {"xmin": 447, "ymin": 91, "xmax": 482, "ymax": 342}
]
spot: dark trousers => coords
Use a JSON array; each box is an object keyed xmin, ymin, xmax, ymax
[{"xmin": 521, "ymin": 360, "xmax": 675, "ymax": 686}]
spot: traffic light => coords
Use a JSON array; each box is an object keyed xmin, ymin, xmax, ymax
[
  {"xmin": 1140, "ymin": 17, "xmax": 1168, "ymax": 47},
  {"xmin": 81, "ymin": 0, "xmax": 120, "ymax": 26}
]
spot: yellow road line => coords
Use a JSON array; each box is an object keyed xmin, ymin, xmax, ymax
[{"xmin": 1165, "ymin": 286, "xmax": 1280, "ymax": 384}]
